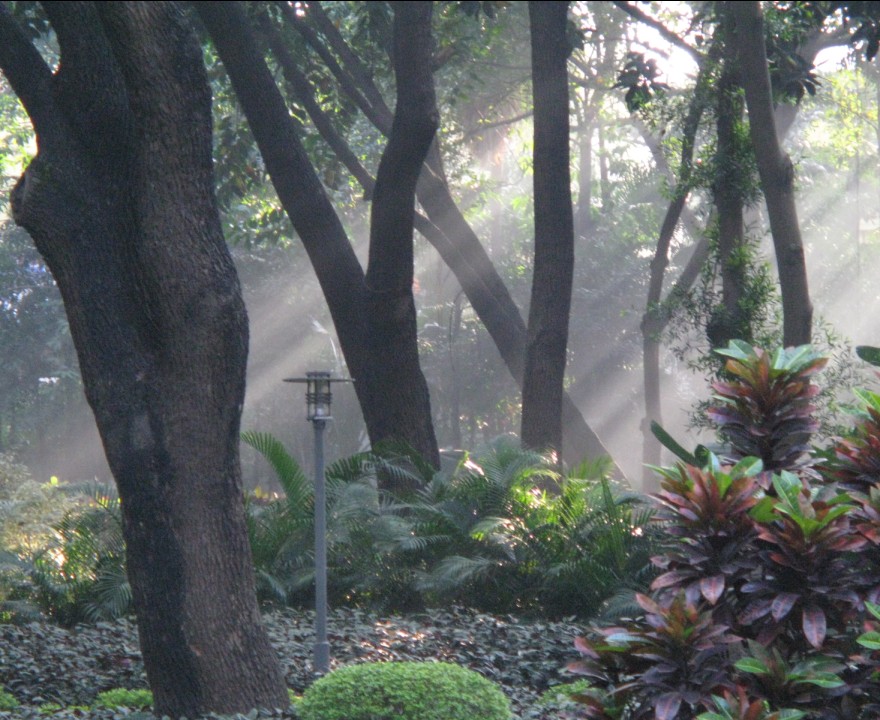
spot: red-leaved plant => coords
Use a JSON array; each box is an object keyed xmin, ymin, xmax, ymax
[{"xmin": 569, "ymin": 342, "xmax": 880, "ymax": 720}]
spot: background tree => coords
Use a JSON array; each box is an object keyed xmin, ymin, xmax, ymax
[
  {"xmin": 521, "ymin": 1, "xmax": 575, "ymax": 461},
  {"xmin": 0, "ymin": 2, "xmax": 287, "ymax": 716}
]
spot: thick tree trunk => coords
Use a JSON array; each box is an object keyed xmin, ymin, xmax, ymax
[
  {"xmin": 521, "ymin": 1, "xmax": 575, "ymax": 460},
  {"xmin": 730, "ymin": 1, "xmax": 812, "ymax": 347},
  {"xmin": 364, "ymin": 2, "xmax": 440, "ymax": 468},
  {"xmin": 0, "ymin": 3, "xmax": 287, "ymax": 717},
  {"xmin": 197, "ymin": 1, "xmax": 441, "ymax": 473}
]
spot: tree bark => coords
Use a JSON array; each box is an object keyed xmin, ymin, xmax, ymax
[
  {"xmin": 364, "ymin": 1, "xmax": 440, "ymax": 468},
  {"xmin": 521, "ymin": 1, "xmax": 574, "ymax": 460},
  {"xmin": 196, "ymin": 1, "xmax": 441, "ymax": 473},
  {"xmin": 0, "ymin": 3, "xmax": 287, "ymax": 717},
  {"xmin": 730, "ymin": 0, "xmax": 812, "ymax": 347},
  {"xmin": 710, "ymin": 13, "xmax": 749, "ymax": 349}
]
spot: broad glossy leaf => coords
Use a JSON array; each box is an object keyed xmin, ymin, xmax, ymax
[
  {"xmin": 655, "ymin": 692, "xmax": 682, "ymax": 720},
  {"xmin": 856, "ymin": 345, "xmax": 880, "ymax": 368},
  {"xmin": 735, "ymin": 656, "xmax": 770, "ymax": 675},
  {"xmin": 802, "ymin": 605, "xmax": 827, "ymax": 649},
  {"xmin": 700, "ymin": 575, "xmax": 725, "ymax": 605},
  {"xmin": 771, "ymin": 592, "xmax": 798, "ymax": 621},
  {"xmin": 856, "ymin": 630, "xmax": 880, "ymax": 650}
]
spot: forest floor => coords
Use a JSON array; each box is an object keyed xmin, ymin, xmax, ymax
[{"xmin": 0, "ymin": 606, "xmax": 584, "ymax": 719}]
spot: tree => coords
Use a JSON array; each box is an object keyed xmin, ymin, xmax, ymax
[
  {"xmin": 259, "ymin": 1, "xmax": 622, "ymax": 473},
  {"xmin": 729, "ymin": 1, "xmax": 813, "ymax": 347},
  {"xmin": 521, "ymin": 1, "xmax": 575, "ymax": 460},
  {"xmin": 0, "ymin": 2, "xmax": 287, "ymax": 716},
  {"xmin": 197, "ymin": 0, "xmax": 441, "ymax": 473}
]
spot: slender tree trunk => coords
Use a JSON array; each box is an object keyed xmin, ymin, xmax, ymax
[
  {"xmin": 521, "ymin": 1, "xmax": 574, "ymax": 461},
  {"xmin": 710, "ymin": 20, "xmax": 749, "ymax": 348},
  {"xmin": 730, "ymin": 1, "xmax": 812, "ymax": 347},
  {"xmin": 0, "ymin": 4, "xmax": 287, "ymax": 717},
  {"xmin": 574, "ymin": 102, "xmax": 594, "ymax": 240},
  {"xmin": 641, "ymin": 41, "xmax": 716, "ymax": 476}
]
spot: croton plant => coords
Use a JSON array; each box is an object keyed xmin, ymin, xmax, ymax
[{"xmin": 568, "ymin": 342, "xmax": 880, "ymax": 720}]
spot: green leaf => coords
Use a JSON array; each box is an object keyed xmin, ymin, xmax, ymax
[
  {"xmin": 735, "ymin": 656, "xmax": 770, "ymax": 675},
  {"xmin": 650, "ymin": 421, "xmax": 697, "ymax": 465},
  {"xmin": 730, "ymin": 456, "xmax": 763, "ymax": 480},
  {"xmin": 857, "ymin": 631, "xmax": 880, "ymax": 650},
  {"xmin": 715, "ymin": 339, "xmax": 756, "ymax": 362},
  {"xmin": 856, "ymin": 345, "xmax": 880, "ymax": 367}
]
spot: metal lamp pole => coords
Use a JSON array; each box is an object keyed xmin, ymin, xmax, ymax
[{"xmin": 283, "ymin": 371, "xmax": 350, "ymax": 675}]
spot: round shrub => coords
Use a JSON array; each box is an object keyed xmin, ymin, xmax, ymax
[{"xmin": 298, "ymin": 661, "xmax": 511, "ymax": 720}]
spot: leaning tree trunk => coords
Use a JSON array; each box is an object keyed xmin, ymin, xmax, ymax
[
  {"xmin": 0, "ymin": 3, "xmax": 287, "ymax": 718},
  {"xmin": 730, "ymin": 0, "xmax": 812, "ymax": 347},
  {"xmin": 197, "ymin": 1, "xmax": 441, "ymax": 473},
  {"xmin": 521, "ymin": 1, "xmax": 575, "ymax": 461}
]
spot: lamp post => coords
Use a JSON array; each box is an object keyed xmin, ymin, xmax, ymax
[{"xmin": 283, "ymin": 371, "xmax": 350, "ymax": 675}]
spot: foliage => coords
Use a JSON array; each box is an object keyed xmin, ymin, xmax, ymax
[
  {"xmin": 0, "ymin": 688, "xmax": 18, "ymax": 710},
  {"xmin": 11, "ymin": 484, "xmax": 129, "ymax": 627},
  {"xmin": 568, "ymin": 343, "xmax": 880, "ymax": 720},
  {"xmin": 245, "ymin": 432, "xmax": 658, "ymax": 619},
  {"xmin": 296, "ymin": 661, "xmax": 511, "ymax": 720},
  {"xmin": 94, "ymin": 687, "xmax": 153, "ymax": 710},
  {"xmin": 708, "ymin": 342, "xmax": 826, "ymax": 473},
  {"xmin": 412, "ymin": 442, "xmax": 658, "ymax": 619}
]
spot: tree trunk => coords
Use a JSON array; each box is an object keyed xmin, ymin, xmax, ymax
[
  {"xmin": 710, "ymin": 18, "xmax": 749, "ymax": 348},
  {"xmin": 286, "ymin": 2, "xmax": 623, "ymax": 475},
  {"xmin": 730, "ymin": 1, "xmax": 812, "ymax": 347},
  {"xmin": 196, "ymin": 1, "xmax": 441, "ymax": 474},
  {"xmin": 521, "ymin": 1, "xmax": 575, "ymax": 460},
  {"xmin": 640, "ymin": 40, "xmax": 716, "ymax": 476},
  {"xmin": 0, "ymin": 3, "xmax": 287, "ymax": 717},
  {"xmin": 364, "ymin": 1, "xmax": 440, "ymax": 468}
]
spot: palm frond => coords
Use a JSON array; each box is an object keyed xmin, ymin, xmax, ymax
[{"xmin": 241, "ymin": 430, "xmax": 312, "ymax": 510}]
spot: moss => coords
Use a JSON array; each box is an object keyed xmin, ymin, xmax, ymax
[{"xmin": 298, "ymin": 661, "xmax": 511, "ymax": 720}]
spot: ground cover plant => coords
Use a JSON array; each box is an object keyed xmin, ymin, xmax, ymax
[
  {"xmin": 0, "ymin": 606, "xmax": 583, "ymax": 719},
  {"xmin": 569, "ymin": 342, "xmax": 880, "ymax": 719}
]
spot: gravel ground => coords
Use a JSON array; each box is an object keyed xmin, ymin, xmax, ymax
[{"xmin": 0, "ymin": 607, "xmax": 585, "ymax": 719}]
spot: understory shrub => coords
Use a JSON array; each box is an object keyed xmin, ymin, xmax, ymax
[
  {"xmin": 244, "ymin": 433, "xmax": 658, "ymax": 619},
  {"xmin": 0, "ymin": 470, "xmax": 128, "ymax": 626},
  {"xmin": 569, "ymin": 342, "xmax": 880, "ymax": 719},
  {"xmin": 296, "ymin": 662, "xmax": 511, "ymax": 720}
]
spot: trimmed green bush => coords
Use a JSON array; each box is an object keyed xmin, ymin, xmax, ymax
[
  {"xmin": 298, "ymin": 662, "xmax": 511, "ymax": 720},
  {"xmin": 94, "ymin": 687, "xmax": 153, "ymax": 709}
]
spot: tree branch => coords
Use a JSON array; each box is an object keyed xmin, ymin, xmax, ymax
[
  {"xmin": 612, "ymin": 1, "xmax": 703, "ymax": 63},
  {"xmin": 0, "ymin": 3, "xmax": 58, "ymax": 143},
  {"xmin": 281, "ymin": 0, "xmax": 392, "ymax": 133},
  {"xmin": 256, "ymin": 10, "xmax": 375, "ymax": 198}
]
